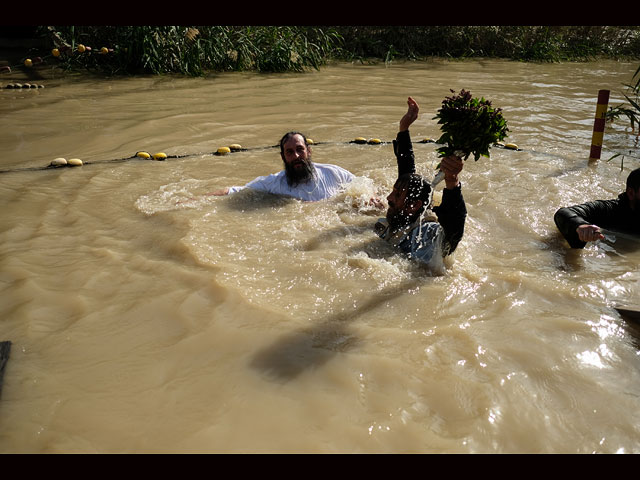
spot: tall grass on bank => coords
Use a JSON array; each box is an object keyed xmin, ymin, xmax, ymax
[
  {"xmin": 332, "ymin": 26, "xmax": 640, "ymax": 62},
  {"xmin": 607, "ymin": 65, "xmax": 640, "ymax": 132},
  {"xmin": 48, "ymin": 26, "xmax": 343, "ymax": 75},
  {"xmin": 42, "ymin": 26, "xmax": 640, "ymax": 77},
  {"xmin": 607, "ymin": 65, "xmax": 640, "ymax": 168}
]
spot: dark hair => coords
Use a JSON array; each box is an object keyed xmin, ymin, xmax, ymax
[
  {"xmin": 279, "ymin": 131, "xmax": 309, "ymax": 157},
  {"xmin": 395, "ymin": 173, "xmax": 432, "ymax": 206},
  {"xmin": 627, "ymin": 168, "xmax": 640, "ymax": 191}
]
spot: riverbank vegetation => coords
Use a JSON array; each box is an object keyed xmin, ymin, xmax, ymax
[
  {"xmin": 335, "ymin": 26, "xmax": 640, "ymax": 63},
  {"xmin": 606, "ymin": 66, "xmax": 640, "ymax": 167},
  {"xmin": 607, "ymin": 65, "xmax": 640, "ymax": 131},
  {"xmin": 41, "ymin": 26, "xmax": 343, "ymax": 76},
  {"xmin": 27, "ymin": 26, "xmax": 640, "ymax": 76}
]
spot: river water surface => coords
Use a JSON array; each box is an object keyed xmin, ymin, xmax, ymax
[{"xmin": 1, "ymin": 59, "xmax": 639, "ymax": 453}]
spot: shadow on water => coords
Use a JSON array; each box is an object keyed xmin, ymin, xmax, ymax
[
  {"xmin": 0, "ymin": 341, "xmax": 10, "ymax": 400},
  {"xmin": 250, "ymin": 220, "xmax": 432, "ymax": 383},
  {"xmin": 222, "ymin": 189, "xmax": 297, "ymax": 212},
  {"xmin": 296, "ymin": 221, "xmax": 384, "ymax": 254},
  {"xmin": 540, "ymin": 232, "xmax": 590, "ymax": 273},
  {"xmin": 249, "ymin": 276, "xmax": 424, "ymax": 384},
  {"xmin": 251, "ymin": 228, "xmax": 640, "ymax": 383}
]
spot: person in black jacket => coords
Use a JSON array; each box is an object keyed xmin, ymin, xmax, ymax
[
  {"xmin": 375, "ymin": 97, "xmax": 467, "ymax": 269},
  {"xmin": 554, "ymin": 168, "xmax": 640, "ymax": 248}
]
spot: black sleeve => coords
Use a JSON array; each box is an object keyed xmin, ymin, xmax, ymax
[
  {"xmin": 554, "ymin": 206, "xmax": 588, "ymax": 248},
  {"xmin": 554, "ymin": 199, "xmax": 620, "ymax": 249},
  {"xmin": 434, "ymin": 184, "xmax": 467, "ymax": 255},
  {"xmin": 392, "ymin": 130, "xmax": 416, "ymax": 178}
]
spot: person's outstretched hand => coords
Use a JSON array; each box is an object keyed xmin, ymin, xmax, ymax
[
  {"xmin": 399, "ymin": 96, "xmax": 419, "ymax": 132},
  {"xmin": 576, "ymin": 224, "xmax": 605, "ymax": 243}
]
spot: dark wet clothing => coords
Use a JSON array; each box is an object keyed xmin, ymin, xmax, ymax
[
  {"xmin": 375, "ymin": 130, "xmax": 467, "ymax": 264},
  {"xmin": 554, "ymin": 193, "xmax": 640, "ymax": 248}
]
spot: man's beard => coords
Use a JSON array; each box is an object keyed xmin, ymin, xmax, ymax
[
  {"xmin": 284, "ymin": 158, "xmax": 315, "ymax": 187},
  {"xmin": 386, "ymin": 208, "xmax": 418, "ymax": 233}
]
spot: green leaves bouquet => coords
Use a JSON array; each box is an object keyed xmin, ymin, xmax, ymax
[{"xmin": 434, "ymin": 89, "xmax": 509, "ymax": 161}]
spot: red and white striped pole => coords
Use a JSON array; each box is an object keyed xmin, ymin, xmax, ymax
[{"xmin": 588, "ymin": 89, "xmax": 610, "ymax": 162}]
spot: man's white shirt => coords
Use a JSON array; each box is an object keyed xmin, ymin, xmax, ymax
[{"xmin": 228, "ymin": 163, "xmax": 354, "ymax": 202}]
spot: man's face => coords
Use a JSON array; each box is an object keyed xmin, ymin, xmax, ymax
[
  {"xmin": 281, "ymin": 134, "xmax": 311, "ymax": 169},
  {"xmin": 386, "ymin": 183, "xmax": 408, "ymax": 221},
  {"xmin": 281, "ymin": 134, "xmax": 314, "ymax": 187},
  {"xmin": 386, "ymin": 182, "xmax": 422, "ymax": 229}
]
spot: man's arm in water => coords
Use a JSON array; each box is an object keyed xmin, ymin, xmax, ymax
[
  {"xmin": 554, "ymin": 204, "xmax": 606, "ymax": 248},
  {"xmin": 207, "ymin": 187, "xmax": 230, "ymax": 196}
]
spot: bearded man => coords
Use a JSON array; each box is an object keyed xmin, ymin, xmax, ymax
[
  {"xmin": 554, "ymin": 168, "xmax": 640, "ymax": 248},
  {"xmin": 211, "ymin": 131, "xmax": 354, "ymax": 202}
]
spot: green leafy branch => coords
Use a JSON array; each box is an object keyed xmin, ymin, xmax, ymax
[{"xmin": 433, "ymin": 89, "xmax": 509, "ymax": 161}]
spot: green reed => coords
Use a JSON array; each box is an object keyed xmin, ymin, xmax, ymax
[
  {"xmin": 331, "ymin": 26, "xmax": 640, "ymax": 63},
  {"xmin": 607, "ymin": 65, "xmax": 640, "ymax": 132},
  {"xmin": 41, "ymin": 26, "xmax": 640, "ymax": 77},
  {"xmin": 605, "ymin": 65, "xmax": 640, "ymax": 169},
  {"xmin": 48, "ymin": 26, "xmax": 343, "ymax": 76}
]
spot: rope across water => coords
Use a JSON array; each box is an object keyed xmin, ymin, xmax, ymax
[{"xmin": 0, "ymin": 138, "xmax": 522, "ymax": 175}]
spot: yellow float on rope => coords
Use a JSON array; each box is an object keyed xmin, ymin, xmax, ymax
[
  {"xmin": 228, "ymin": 144, "xmax": 242, "ymax": 151},
  {"xmin": 306, "ymin": 138, "xmax": 314, "ymax": 145},
  {"xmin": 52, "ymin": 48, "xmax": 60, "ymax": 57},
  {"xmin": 368, "ymin": 138, "xmax": 381, "ymax": 144},
  {"xmin": 100, "ymin": 47, "xmax": 108, "ymax": 54},
  {"xmin": 153, "ymin": 152, "xmax": 167, "ymax": 161},
  {"xmin": 68, "ymin": 158, "xmax": 83, "ymax": 166},
  {"xmin": 217, "ymin": 147, "xmax": 231, "ymax": 155},
  {"xmin": 504, "ymin": 143, "xmax": 519, "ymax": 150},
  {"xmin": 24, "ymin": 59, "xmax": 32, "ymax": 67},
  {"xmin": 353, "ymin": 137, "xmax": 367, "ymax": 144},
  {"xmin": 50, "ymin": 157, "xmax": 67, "ymax": 167},
  {"xmin": 77, "ymin": 44, "xmax": 86, "ymax": 53},
  {"xmin": 136, "ymin": 151, "xmax": 151, "ymax": 159}
]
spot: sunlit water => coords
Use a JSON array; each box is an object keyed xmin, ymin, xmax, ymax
[{"xmin": 1, "ymin": 59, "xmax": 639, "ymax": 453}]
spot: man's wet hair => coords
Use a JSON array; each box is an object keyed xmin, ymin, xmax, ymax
[
  {"xmin": 279, "ymin": 131, "xmax": 309, "ymax": 157},
  {"xmin": 627, "ymin": 168, "xmax": 640, "ymax": 191},
  {"xmin": 395, "ymin": 173, "xmax": 432, "ymax": 207}
]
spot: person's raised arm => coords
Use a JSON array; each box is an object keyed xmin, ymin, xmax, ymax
[
  {"xmin": 434, "ymin": 155, "xmax": 466, "ymax": 256},
  {"xmin": 399, "ymin": 96, "xmax": 419, "ymax": 132},
  {"xmin": 438, "ymin": 155, "xmax": 463, "ymax": 190},
  {"xmin": 394, "ymin": 97, "xmax": 420, "ymax": 178}
]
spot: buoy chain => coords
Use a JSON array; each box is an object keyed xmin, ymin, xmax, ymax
[
  {"xmin": 0, "ymin": 44, "xmax": 115, "ymax": 76},
  {"xmin": 3, "ymin": 83, "xmax": 45, "ymax": 89},
  {"xmin": 0, "ymin": 138, "xmax": 524, "ymax": 175}
]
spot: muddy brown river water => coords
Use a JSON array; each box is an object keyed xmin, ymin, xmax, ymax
[{"xmin": 0, "ymin": 59, "xmax": 639, "ymax": 453}]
